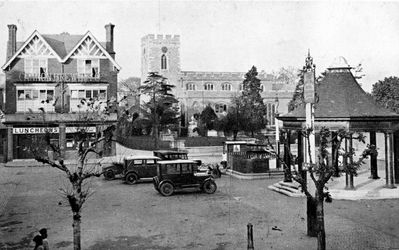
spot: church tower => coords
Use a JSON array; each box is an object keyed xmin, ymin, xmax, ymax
[{"xmin": 141, "ymin": 34, "xmax": 182, "ymax": 95}]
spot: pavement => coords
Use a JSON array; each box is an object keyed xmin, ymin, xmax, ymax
[
  {"xmin": 326, "ymin": 162, "xmax": 398, "ymax": 200},
  {"xmin": 268, "ymin": 159, "xmax": 399, "ymax": 200}
]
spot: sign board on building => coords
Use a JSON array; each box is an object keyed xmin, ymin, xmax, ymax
[
  {"xmin": 233, "ymin": 145, "xmax": 241, "ymax": 152},
  {"xmin": 13, "ymin": 127, "xmax": 59, "ymax": 134},
  {"xmin": 13, "ymin": 126, "xmax": 97, "ymax": 134},
  {"xmin": 66, "ymin": 127, "xmax": 97, "ymax": 133},
  {"xmin": 304, "ymin": 71, "xmax": 315, "ymax": 103}
]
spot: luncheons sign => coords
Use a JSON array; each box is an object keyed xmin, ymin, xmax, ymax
[{"xmin": 13, "ymin": 127, "xmax": 96, "ymax": 134}]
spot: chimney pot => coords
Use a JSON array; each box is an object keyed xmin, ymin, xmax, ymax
[
  {"xmin": 7, "ymin": 24, "xmax": 17, "ymax": 60},
  {"xmin": 105, "ymin": 23, "xmax": 115, "ymax": 57}
]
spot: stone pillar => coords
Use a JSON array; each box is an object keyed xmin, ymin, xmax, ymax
[
  {"xmin": 283, "ymin": 130, "xmax": 292, "ymax": 182},
  {"xmin": 385, "ymin": 132, "xmax": 396, "ymax": 189},
  {"xmin": 59, "ymin": 123, "xmax": 66, "ymax": 160},
  {"xmin": 7, "ymin": 125, "xmax": 13, "ymax": 162},
  {"xmin": 332, "ymin": 131, "xmax": 340, "ymax": 177},
  {"xmin": 369, "ymin": 131, "xmax": 379, "ymax": 179},
  {"xmin": 297, "ymin": 130, "xmax": 306, "ymax": 185},
  {"xmin": 276, "ymin": 141, "xmax": 281, "ymax": 169},
  {"xmin": 346, "ymin": 135, "xmax": 355, "ymax": 190},
  {"xmin": 393, "ymin": 131, "xmax": 399, "ymax": 184}
]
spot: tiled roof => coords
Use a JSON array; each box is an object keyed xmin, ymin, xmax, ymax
[
  {"xmin": 280, "ymin": 70, "xmax": 399, "ymax": 119},
  {"xmin": 42, "ymin": 33, "xmax": 85, "ymax": 58}
]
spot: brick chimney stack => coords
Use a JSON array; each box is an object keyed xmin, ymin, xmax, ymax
[
  {"xmin": 7, "ymin": 24, "xmax": 17, "ymax": 60},
  {"xmin": 105, "ymin": 23, "xmax": 115, "ymax": 59}
]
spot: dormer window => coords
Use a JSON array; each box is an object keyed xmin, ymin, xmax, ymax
[
  {"xmin": 25, "ymin": 58, "xmax": 47, "ymax": 77},
  {"xmin": 161, "ymin": 54, "xmax": 167, "ymax": 70},
  {"xmin": 78, "ymin": 59, "xmax": 99, "ymax": 78}
]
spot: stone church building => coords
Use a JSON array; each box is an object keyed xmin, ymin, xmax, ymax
[{"xmin": 140, "ymin": 34, "xmax": 296, "ymax": 130}]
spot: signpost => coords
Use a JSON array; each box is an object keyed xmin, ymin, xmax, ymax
[{"xmin": 304, "ymin": 51, "xmax": 316, "ymax": 167}]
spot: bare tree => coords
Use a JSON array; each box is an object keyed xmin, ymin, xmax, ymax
[{"xmin": 28, "ymin": 99, "xmax": 117, "ymax": 250}]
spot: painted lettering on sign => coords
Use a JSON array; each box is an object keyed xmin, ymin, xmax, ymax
[
  {"xmin": 66, "ymin": 127, "xmax": 96, "ymax": 133},
  {"xmin": 13, "ymin": 127, "xmax": 59, "ymax": 134},
  {"xmin": 304, "ymin": 71, "xmax": 315, "ymax": 103}
]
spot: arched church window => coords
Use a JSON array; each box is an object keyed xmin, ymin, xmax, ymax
[
  {"xmin": 260, "ymin": 84, "xmax": 264, "ymax": 92},
  {"xmin": 186, "ymin": 83, "xmax": 196, "ymax": 91},
  {"xmin": 222, "ymin": 83, "xmax": 232, "ymax": 91},
  {"xmin": 266, "ymin": 103, "xmax": 276, "ymax": 125},
  {"xmin": 204, "ymin": 83, "xmax": 214, "ymax": 91},
  {"xmin": 161, "ymin": 54, "xmax": 167, "ymax": 70}
]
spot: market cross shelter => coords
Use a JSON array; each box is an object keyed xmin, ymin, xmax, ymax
[
  {"xmin": 1, "ymin": 23, "xmax": 120, "ymax": 161},
  {"xmin": 278, "ymin": 56, "xmax": 399, "ymax": 186}
]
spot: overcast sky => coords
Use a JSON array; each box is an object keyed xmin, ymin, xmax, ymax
[{"xmin": 1, "ymin": 0, "xmax": 399, "ymax": 92}]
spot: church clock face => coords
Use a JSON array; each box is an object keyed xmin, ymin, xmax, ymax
[{"xmin": 161, "ymin": 46, "xmax": 168, "ymax": 53}]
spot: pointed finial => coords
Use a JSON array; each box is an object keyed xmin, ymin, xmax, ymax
[{"xmin": 304, "ymin": 49, "xmax": 314, "ymax": 71}]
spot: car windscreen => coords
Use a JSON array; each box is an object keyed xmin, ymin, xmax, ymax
[
  {"xmin": 181, "ymin": 163, "xmax": 191, "ymax": 173},
  {"xmin": 161, "ymin": 164, "xmax": 180, "ymax": 174}
]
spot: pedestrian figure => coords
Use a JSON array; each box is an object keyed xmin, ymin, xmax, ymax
[
  {"xmin": 39, "ymin": 228, "xmax": 49, "ymax": 250},
  {"xmin": 33, "ymin": 235, "xmax": 44, "ymax": 250}
]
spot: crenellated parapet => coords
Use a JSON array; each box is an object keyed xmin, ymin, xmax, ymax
[{"xmin": 141, "ymin": 34, "xmax": 180, "ymax": 45}]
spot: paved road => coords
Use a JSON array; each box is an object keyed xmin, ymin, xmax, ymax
[{"xmin": 0, "ymin": 166, "xmax": 398, "ymax": 249}]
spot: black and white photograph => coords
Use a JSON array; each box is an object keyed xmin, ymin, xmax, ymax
[{"xmin": 0, "ymin": 0, "xmax": 399, "ymax": 249}]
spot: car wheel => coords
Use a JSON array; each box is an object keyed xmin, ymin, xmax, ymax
[
  {"xmin": 104, "ymin": 169, "xmax": 115, "ymax": 180},
  {"xmin": 159, "ymin": 182, "xmax": 174, "ymax": 196},
  {"xmin": 125, "ymin": 173, "xmax": 138, "ymax": 185},
  {"xmin": 203, "ymin": 180, "xmax": 217, "ymax": 194}
]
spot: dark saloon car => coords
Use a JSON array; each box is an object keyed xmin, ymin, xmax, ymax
[
  {"xmin": 123, "ymin": 155, "xmax": 161, "ymax": 184},
  {"xmin": 153, "ymin": 159, "xmax": 217, "ymax": 196}
]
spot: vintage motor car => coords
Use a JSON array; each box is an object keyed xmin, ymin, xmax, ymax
[
  {"xmin": 101, "ymin": 155, "xmax": 126, "ymax": 180},
  {"xmin": 123, "ymin": 155, "xmax": 161, "ymax": 184},
  {"xmin": 152, "ymin": 159, "xmax": 217, "ymax": 196}
]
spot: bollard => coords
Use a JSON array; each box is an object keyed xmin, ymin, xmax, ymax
[{"xmin": 247, "ymin": 223, "xmax": 254, "ymax": 250}]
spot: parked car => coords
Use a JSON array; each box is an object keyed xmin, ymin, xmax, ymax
[
  {"xmin": 123, "ymin": 155, "xmax": 161, "ymax": 184},
  {"xmin": 101, "ymin": 155, "xmax": 126, "ymax": 180},
  {"xmin": 153, "ymin": 150, "xmax": 202, "ymax": 165},
  {"xmin": 153, "ymin": 159, "xmax": 217, "ymax": 196}
]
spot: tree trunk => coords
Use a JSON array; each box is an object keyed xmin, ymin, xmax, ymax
[
  {"xmin": 307, "ymin": 196, "xmax": 318, "ymax": 237},
  {"xmin": 316, "ymin": 189, "xmax": 326, "ymax": 250},
  {"xmin": 233, "ymin": 131, "xmax": 238, "ymax": 141},
  {"xmin": 72, "ymin": 212, "xmax": 81, "ymax": 250},
  {"xmin": 153, "ymin": 124, "xmax": 159, "ymax": 150}
]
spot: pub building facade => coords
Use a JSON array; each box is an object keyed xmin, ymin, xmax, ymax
[{"xmin": 1, "ymin": 23, "xmax": 120, "ymax": 161}]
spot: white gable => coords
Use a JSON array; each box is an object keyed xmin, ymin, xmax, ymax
[
  {"xmin": 70, "ymin": 36, "xmax": 107, "ymax": 58},
  {"xmin": 63, "ymin": 31, "xmax": 121, "ymax": 71},
  {"xmin": 19, "ymin": 35, "xmax": 56, "ymax": 58},
  {"xmin": 2, "ymin": 30, "xmax": 63, "ymax": 70}
]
